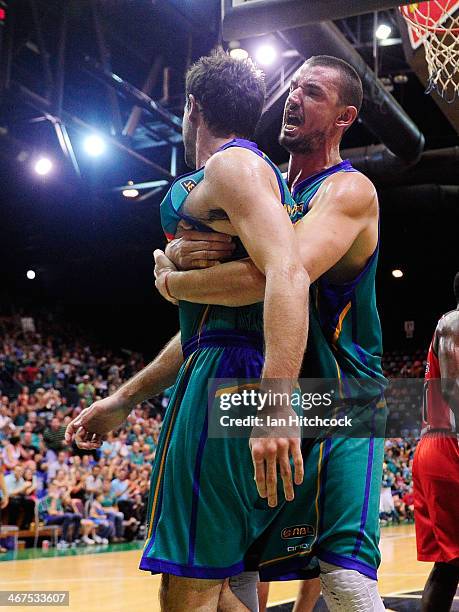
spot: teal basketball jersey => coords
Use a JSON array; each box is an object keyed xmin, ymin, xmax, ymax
[
  {"xmin": 292, "ymin": 160, "xmax": 386, "ymax": 395},
  {"xmin": 160, "ymin": 138, "xmax": 295, "ymax": 344}
]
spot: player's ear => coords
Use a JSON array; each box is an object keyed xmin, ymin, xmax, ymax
[
  {"xmin": 336, "ymin": 105, "xmax": 358, "ymax": 131},
  {"xmin": 187, "ymin": 94, "xmax": 200, "ymax": 122}
]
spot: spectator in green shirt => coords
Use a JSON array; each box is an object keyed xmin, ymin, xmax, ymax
[
  {"xmin": 129, "ymin": 441, "xmax": 144, "ymax": 466},
  {"xmin": 43, "ymin": 418, "xmax": 66, "ymax": 455},
  {"xmin": 77, "ymin": 375, "xmax": 95, "ymax": 404},
  {"xmin": 38, "ymin": 484, "xmax": 81, "ymax": 548},
  {"xmin": 98, "ymin": 485, "xmax": 124, "ymax": 542}
]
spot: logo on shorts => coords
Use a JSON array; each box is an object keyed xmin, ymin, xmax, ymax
[
  {"xmin": 181, "ymin": 179, "xmax": 197, "ymax": 194},
  {"xmin": 287, "ymin": 543, "xmax": 311, "ymax": 553},
  {"xmin": 281, "ymin": 524, "xmax": 315, "ymax": 539}
]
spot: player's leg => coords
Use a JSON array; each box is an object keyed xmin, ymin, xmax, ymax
[
  {"xmin": 421, "ymin": 562, "xmax": 459, "ymax": 612},
  {"xmin": 258, "ymin": 434, "xmax": 385, "ymax": 610},
  {"xmin": 414, "ymin": 434, "xmax": 459, "ymax": 610},
  {"xmin": 319, "ymin": 560, "xmax": 385, "ymax": 611},
  {"xmin": 217, "ymin": 573, "xmax": 259, "ymax": 611},
  {"xmin": 257, "ymin": 581, "xmax": 269, "ymax": 612},
  {"xmin": 293, "ymin": 578, "xmax": 321, "ymax": 612},
  {"xmin": 315, "ymin": 435, "xmax": 386, "ymax": 611},
  {"xmin": 230, "ymin": 577, "xmax": 321, "ymax": 612},
  {"xmin": 160, "ymin": 574, "xmax": 223, "ymax": 612}
]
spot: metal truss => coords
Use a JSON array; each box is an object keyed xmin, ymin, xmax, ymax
[{"xmin": 0, "ymin": 0, "xmax": 184, "ymax": 193}]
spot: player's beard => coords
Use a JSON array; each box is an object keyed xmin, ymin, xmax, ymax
[{"xmin": 279, "ymin": 128, "xmax": 327, "ymax": 155}]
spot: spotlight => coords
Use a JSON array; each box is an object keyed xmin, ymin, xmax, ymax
[
  {"xmin": 392, "ymin": 269, "xmax": 403, "ymax": 278},
  {"xmin": 228, "ymin": 40, "xmax": 248, "ymax": 61},
  {"xmin": 376, "ymin": 24, "xmax": 392, "ymax": 40},
  {"xmin": 255, "ymin": 44, "xmax": 277, "ymax": 66},
  {"xmin": 84, "ymin": 134, "xmax": 106, "ymax": 157},
  {"xmin": 393, "ymin": 74, "xmax": 409, "ymax": 84},
  {"xmin": 230, "ymin": 48, "xmax": 249, "ymax": 61},
  {"xmin": 122, "ymin": 181, "xmax": 139, "ymax": 199},
  {"xmin": 34, "ymin": 157, "xmax": 52, "ymax": 176},
  {"xmin": 26, "ymin": 270, "xmax": 36, "ymax": 280}
]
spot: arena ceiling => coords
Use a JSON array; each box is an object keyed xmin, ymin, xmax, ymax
[{"xmin": 0, "ymin": 0, "xmax": 458, "ymax": 354}]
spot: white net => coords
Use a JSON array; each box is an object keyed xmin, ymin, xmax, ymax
[{"xmin": 400, "ymin": 1, "xmax": 459, "ymax": 102}]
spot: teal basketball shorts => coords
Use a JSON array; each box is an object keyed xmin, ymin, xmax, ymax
[{"xmin": 139, "ymin": 330, "xmax": 384, "ymax": 581}]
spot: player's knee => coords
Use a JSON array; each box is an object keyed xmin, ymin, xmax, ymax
[
  {"xmin": 319, "ymin": 561, "xmax": 385, "ymax": 611},
  {"xmin": 160, "ymin": 573, "xmax": 223, "ymax": 610}
]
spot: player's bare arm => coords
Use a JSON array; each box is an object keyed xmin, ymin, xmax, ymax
[
  {"xmin": 65, "ymin": 332, "xmax": 183, "ymax": 449},
  {"xmin": 193, "ymin": 147, "xmax": 310, "ymax": 507},
  {"xmin": 165, "ymin": 221, "xmax": 235, "ymax": 270},
  {"xmin": 156, "ymin": 171, "xmax": 378, "ymax": 306},
  {"xmin": 193, "ymin": 147, "xmax": 310, "ymax": 378}
]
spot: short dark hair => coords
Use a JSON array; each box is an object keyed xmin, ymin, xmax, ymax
[
  {"xmin": 306, "ymin": 55, "xmax": 363, "ymax": 112},
  {"xmin": 185, "ymin": 51, "xmax": 266, "ymax": 140},
  {"xmin": 454, "ymin": 272, "xmax": 459, "ymax": 301}
]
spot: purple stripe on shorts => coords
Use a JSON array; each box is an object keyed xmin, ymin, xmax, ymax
[
  {"xmin": 182, "ymin": 329, "xmax": 263, "ymax": 360},
  {"xmin": 352, "ymin": 410, "xmax": 376, "ymax": 558},
  {"xmin": 187, "ymin": 401, "xmax": 210, "ymax": 565},
  {"xmin": 318, "ymin": 549, "xmax": 378, "ymax": 581},
  {"xmin": 139, "ymin": 555, "xmax": 245, "ymax": 579}
]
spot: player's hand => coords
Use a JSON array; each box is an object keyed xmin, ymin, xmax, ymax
[
  {"xmin": 0, "ymin": 495, "xmax": 9, "ymax": 510},
  {"xmin": 249, "ymin": 393, "xmax": 303, "ymax": 508},
  {"xmin": 154, "ymin": 250, "xmax": 178, "ymax": 305},
  {"xmin": 165, "ymin": 220, "xmax": 235, "ymax": 270},
  {"xmin": 250, "ymin": 436, "xmax": 303, "ymax": 508},
  {"xmin": 65, "ymin": 394, "xmax": 131, "ymax": 450}
]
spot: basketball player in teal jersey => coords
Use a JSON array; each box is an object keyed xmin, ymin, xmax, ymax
[
  {"xmin": 65, "ymin": 53, "xmax": 310, "ymax": 611},
  {"xmin": 154, "ymin": 56, "xmax": 387, "ymax": 611}
]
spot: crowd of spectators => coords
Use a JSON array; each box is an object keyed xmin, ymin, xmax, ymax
[
  {"xmin": 0, "ymin": 316, "xmax": 429, "ymax": 551},
  {"xmin": 0, "ymin": 316, "xmax": 165, "ymax": 551},
  {"xmin": 382, "ymin": 349, "xmax": 426, "ymax": 380},
  {"xmin": 380, "ymin": 438, "xmax": 417, "ymax": 526},
  {"xmin": 379, "ymin": 349, "xmax": 426, "ymax": 525}
]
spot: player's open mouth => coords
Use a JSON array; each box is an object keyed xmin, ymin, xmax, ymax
[{"xmin": 284, "ymin": 113, "xmax": 302, "ymax": 133}]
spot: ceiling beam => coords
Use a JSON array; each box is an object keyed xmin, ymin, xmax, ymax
[{"xmin": 223, "ymin": 0, "xmax": 421, "ymax": 41}]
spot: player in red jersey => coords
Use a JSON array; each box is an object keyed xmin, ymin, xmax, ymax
[{"xmin": 413, "ymin": 272, "xmax": 459, "ymax": 612}]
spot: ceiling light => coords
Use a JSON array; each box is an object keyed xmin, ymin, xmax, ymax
[
  {"xmin": 122, "ymin": 181, "xmax": 139, "ymax": 198},
  {"xmin": 84, "ymin": 134, "xmax": 106, "ymax": 157},
  {"xmin": 34, "ymin": 157, "xmax": 52, "ymax": 175},
  {"xmin": 376, "ymin": 24, "xmax": 392, "ymax": 40},
  {"xmin": 230, "ymin": 47, "xmax": 249, "ymax": 61},
  {"xmin": 255, "ymin": 44, "xmax": 277, "ymax": 66}
]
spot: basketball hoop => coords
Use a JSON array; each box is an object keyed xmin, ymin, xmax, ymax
[{"xmin": 400, "ymin": 1, "xmax": 459, "ymax": 102}]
